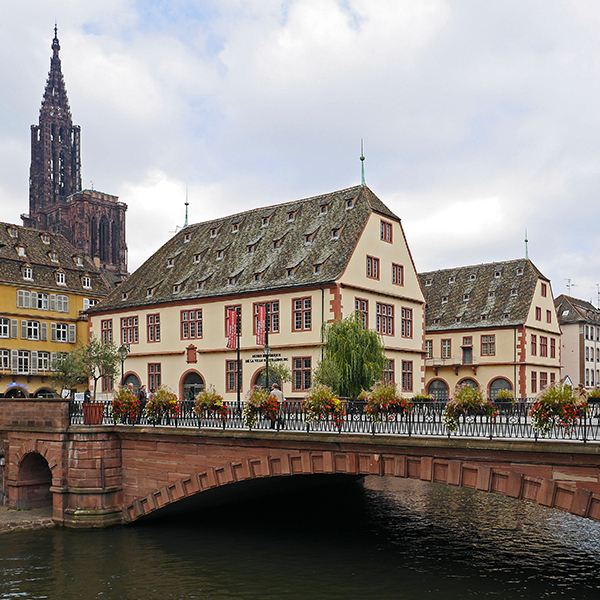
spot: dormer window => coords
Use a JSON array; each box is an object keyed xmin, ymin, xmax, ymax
[
  {"xmin": 463, "ymin": 293, "xmax": 470, "ymax": 301},
  {"xmin": 448, "ymin": 276, "xmax": 455, "ymax": 284},
  {"xmin": 23, "ymin": 267, "xmax": 33, "ymax": 281},
  {"xmin": 173, "ymin": 284, "xmax": 181, "ymax": 294},
  {"xmin": 425, "ymin": 278, "xmax": 432, "ymax": 286},
  {"xmin": 197, "ymin": 280, "xmax": 205, "ymax": 290},
  {"xmin": 469, "ymin": 274, "xmax": 476, "ymax": 281},
  {"xmin": 313, "ymin": 263, "xmax": 324, "ymax": 274},
  {"xmin": 441, "ymin": 296, "xmax": 448, "ymax": 304},
  {"xmin": 261, "ymin": 216, "xmax": 271, "ymax": 227},
  {"xmin": 455, "ymin": 317, "xmax": 462, "ymax": 323},
  {"xmin": 319, "ymin": 204, "xmax": 329, "ymax": 215},
  {"xmin": 331, "ymin": 228, "xmax": 340, "ymax": 240},
  {"xmin": 247, "ymin": 243, "xmax": 256, "ymax": 254},
  {"xmin": 41, "ymin": 234, "xmax": 50, "ymax": 244},
  {"xmin": 304, "ymin": 232, "xmax": 316, "ymax": 245},
  {"xmin": 193, "ymin": 253, "xmax": 201, "ymax": 263},
  {"xmin": 516, "ymin": 267, "xmax": 524, "ymax": 276},
  {"xmin": 184, "ymin": 233, "xmax": 191, "ymax": 243},
  {"xmin": 494, "ymin": 271, "xmax": 501, "ymax": 278},
  {"xmin": 121, "ymin": 292, "xmax": 128, "ymax": 301},
  {"xmin": 272, "ymin": 238, "xmax": 282, "ymax": 249},
  {"xmin": 504, "ymin": 312, "xmax": 510, "ymax": 319},
  {"xmin": 56, "ymin": 272, "xmax": 66, "ymax": 286},
  {"xmin": 167, "ymin": 258, "xmax": 175, "ymax": 268},
  {"xmin": 254, "ymin": 269, "xmax": 267, "ymax": 282},
  {"xmin": 231, "ymin": 223, "xmax": 239, "ymax": 233},
  {"xmin": 210, "ymin": 228, "xmax": 218, "ymax": 238},
  {"xmin": 50, "ymin": 251, "xmax": 58, "ymax": 262},
  {"xmin": 82, "ymin": 276, "xmax": 92, "ymax": 289},
  {"xmin": 228, "ymin": 276, "xmax": 237, "ymax": 285},
  {"xmin": 345, "ymin": 199, "xmax": 354, "ymax": 210},
  {"xmin": 147, "ymin": 287, "xmax": 154, "ymax": 298},
  {"xmin": 286, "ymin": 266, "xmax": 298, "ymax": 278},
  {"xmin": 17, "ymin": 246, "xmax": 26, "ymax": 257},
  {"xmin": 481, "ymin": 315, "xmax": 488, "ymax": 321},
  {"xmin": 287, "ymin": 210, "xmax": 297, "ymax": 222},
  {"xmin": 8, "ymin": 227, "xmax": 17, "ymax": 238},
  {"xmin": 488, "ymin": 291, "xmax": 495, "ymax": 297},
  {"xmin": 433, "ymin": 318, "xmax": 441, "ymax": 325},
  {"xmin": 74, "ymin": 256, "xmax": 83, "ymax": 267},
  {"xmin": 510, "ymin": 288, "xmax": 517, "ymax": 297},
  {"xmin": 216, "ymin": 250, "xmax": 224, "ymax": 260}
]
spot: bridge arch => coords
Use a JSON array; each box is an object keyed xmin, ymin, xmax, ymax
[
  {"xmin": 122, "ymin": 450, "xmax": 600, "ymax": 524},
  {"xmin": 15, "ymin": 452, "xmax": 53, "ymax": 508}
]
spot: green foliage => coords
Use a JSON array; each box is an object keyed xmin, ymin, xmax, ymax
[
  {"xmin": 145, "ymin": 386, "xmax": 179, "ymax": 421},
  {"xmin": 412, "ymin": 394, "xmax": 434, "ymax": 402},
  {"xmin": 313, "ymin": 312, "xmax": 386, "ymax": 399},
  {"xmin": 194, "ymin": 387, "xmax": 228, "ymax": 420},
  {"xmin": 442, "ymin": 384, "xmax": 496, "ymax": 432},
  {"xmin": 243, "ymin": 386, "xmax": 279, "ymax": 428},
  {"xmin": 588, "ymin": 388, "xmax": 600, "ymax": 399},
  {"xmin": 267, "ymin": 362, "xmax": 292, "ymax": 385},
  {"xmin": 304, "ymin": 384, "xmax": 345, "ymax": 428},
  {"xmin": 494, "ymin": 389, "xmax": 515, "ymax": 403},
  {"xmin": 51, "ymin": 335, "xmax": 120, "ymax": 400},
  {"xmin": 52, "ymin": 351, "xmax": 88, "ymax": 395},
  {"xmin": 111, "ymin": 388, "xmax": 141, "ymax": 423},
  {"xmin": 361, "ymin": 381, "xmax": 411, "ymax": 421},
  {"xmin": 530, "ymin": 383, "xmax": 587, "ymax": 435}
]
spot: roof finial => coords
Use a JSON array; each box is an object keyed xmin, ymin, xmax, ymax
[
  {"xmin": 184, "ymin": 186, "xmax": 189, "ymax": 228},
  {"xmin": 52, "ymin": 23, "xmax": 60, "ymax": 57},
  {"xmin": 524, "ymin": 228, "xmax": 529, "ymax": 260},
  {"xmin": 360, "ymin": 139, "xmax": 366, "ymax": 187}
]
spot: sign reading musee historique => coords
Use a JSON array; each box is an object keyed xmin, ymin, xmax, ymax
[{"xmin": 245, "ymin": 353, "xmax": 289, "ymax": 364}]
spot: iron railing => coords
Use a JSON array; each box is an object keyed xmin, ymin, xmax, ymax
[{"xmin": 69, "ymin": 399, "xmax": 600, "ymax": 443}]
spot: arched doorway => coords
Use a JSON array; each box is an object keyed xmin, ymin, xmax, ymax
[
  {"xmin": 182, "ymin": 372, "xmax": 204, "ymax": 401},
  {"xmin": 253, "ymin": 368, "xmax": 282, "ymax": 389},
  {"xmin": 124, "ymin": 374, "xmax": 140, "ymax": 394},
  {"xmin": 4, "ymin": 386, "xmax": 27, "ymax": 398},
  {"xmin": 17, "ymin": 453, "xmax": 52, "ymax": 508},
  {"xmin": 489, "ymin": 378, "xmax": 513, "ymax": 400},
  {"xmin": 427, "ymin": 379, "xmax": 449, "ymax": 400}
]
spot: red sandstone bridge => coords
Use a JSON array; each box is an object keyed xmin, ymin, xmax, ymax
[{"xmin": 2, "ymin": 398, "xmax": 600, "ymax": 528}]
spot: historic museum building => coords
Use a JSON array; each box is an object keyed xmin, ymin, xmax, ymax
[
  {"xmin": 0, "ymin": 222, "xmax": 110, "ymax": 398},
  {"xmin": 555, "ymin": 294, "xmax": 600, "ymax": 388},
  {"xmin": 21, "ymin": 28, "xmax": 128, "ymax": 285},
  {"xmin": 419, "ymin": 259, "xmax": 561, "ymax": 399},
  {"xmin": 88, "ymin": 185, "xmax": 426, "ymax": 401}
]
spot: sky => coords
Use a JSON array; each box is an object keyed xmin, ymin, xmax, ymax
[{"xmin": 1, "ymin": 0, "xmax": 600, "ymax": 303}]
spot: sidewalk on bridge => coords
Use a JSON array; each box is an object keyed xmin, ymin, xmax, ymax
[{"xmin": 0, "ymin": 505, "xmax": 55, "ymax": 534}]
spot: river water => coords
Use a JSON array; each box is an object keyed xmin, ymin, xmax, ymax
[{"xmin": 1, "ymin": 477, "xmax": 600, "ymax": 599}]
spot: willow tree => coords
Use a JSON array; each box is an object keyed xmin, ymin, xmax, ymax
[{"xmin": 313, "ymin": 312, "xmax": 386, "ymax": 399}]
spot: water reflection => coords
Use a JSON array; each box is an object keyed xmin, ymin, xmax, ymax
[{"xmin": 1, "ymin": 477, "xmax": 600, "ymax": 599}]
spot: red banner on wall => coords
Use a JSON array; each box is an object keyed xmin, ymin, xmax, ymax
[
  {"xmin": 256, "ymin": 304, "xmax": 266, "ymax": 346},
  {"xmin": 227, "ymin": 309, "xmax": 237, "ymax": 349}
]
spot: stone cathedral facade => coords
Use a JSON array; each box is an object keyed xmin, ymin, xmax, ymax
[{"xmin": 22, "ymin": 28, "xmax": 128, "ymax": 286}]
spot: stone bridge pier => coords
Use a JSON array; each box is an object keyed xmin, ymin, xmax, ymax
[{"xmin": 2, "ymin": 398, "xmax": 600, "ymax": 527}]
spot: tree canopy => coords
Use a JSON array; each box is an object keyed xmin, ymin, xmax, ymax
[
  {"xmin": 313, "ymin": 312, "xmax": 386, "ymax": 399},
  {"xmin": 52, "ymin": 336, "xmax": 120, "ymax": 400}
]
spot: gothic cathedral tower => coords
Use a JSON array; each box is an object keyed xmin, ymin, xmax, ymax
[{"xmin": 23, "ymin": 28, "xmax": 128, "ymax": 285}]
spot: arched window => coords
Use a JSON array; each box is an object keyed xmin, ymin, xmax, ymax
[
  {"xmin": 182, "ymin": 372, "xmax": 204, "ymax": 402},
  {"xmin": 124, "ymin": 374, "xmax": 140, "ymax": 394},
  {"xmin": 459, "ymin": 378, "xmax": 478, "ymax": 389},
  {"xmin": 489, "ymin": 378, "xmax": 513, "ymax": 400},
  {"xmin": 254, "ymin": 368, "xmax": 282, "ymax": 390},
  {"xmin": 427, "ymin": 379, "xmax": 449, "ymax": 400}
]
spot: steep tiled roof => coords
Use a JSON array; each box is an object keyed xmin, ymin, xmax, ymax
[
  {"xmin": 92, "ymin": 185, "xmax": 398, "ymax": 312},
  {"xmin": 0, "ymin": 222, "xmax": 110, "ymax": 297},
  {"xmin": 419, "ymin": 259, "xmax": 547, "ymax": 331},
  {"xmin": 555, "ymin": 295, "xmax": 600, "ymax": 325}
]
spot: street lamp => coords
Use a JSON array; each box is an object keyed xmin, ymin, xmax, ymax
[{"xmin": 118, "ymin": 344, "xmax": 129, "ymax": 388}]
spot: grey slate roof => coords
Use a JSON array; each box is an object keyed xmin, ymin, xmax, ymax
[
  {"xmin": 555, "ymin": 295, "xmax": 600, "ymax": 325},
  {"xmin": 0, "ymin": 222, "xmax": 110, "ymax": 297},
  {"xmin": 418, "ymin": 259, "xmax": 547, "ymax": 331},
  {"xmin": 92, "ymin": 185, "xmax": 398, "ymax": 312}
]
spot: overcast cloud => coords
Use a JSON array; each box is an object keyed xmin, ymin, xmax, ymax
[{"xmin": 1, "ymin": 0, "xmax": 599, "ymax": 302}]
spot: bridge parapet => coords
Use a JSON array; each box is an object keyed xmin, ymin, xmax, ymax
[{"xmin": 0, "ymin": 397, "xmax": 70, "ymax": 430}]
